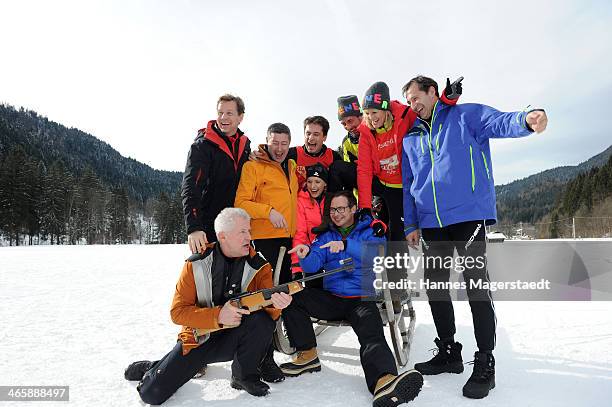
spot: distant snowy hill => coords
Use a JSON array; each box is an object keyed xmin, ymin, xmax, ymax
[{"xmin": 1, "ymin": 245, "xmax": 610, "ymax": 406}]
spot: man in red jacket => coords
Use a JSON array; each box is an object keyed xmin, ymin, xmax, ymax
[{"xmin": 288, "ymin": 115, "xmax": 343, "ymax": 188}]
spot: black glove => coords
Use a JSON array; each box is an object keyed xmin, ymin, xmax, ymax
[
  {"xmin": 370, "ymin": 219, "xmax": 388, "ymax": 237},
  {"xmin": 356, "ymin": 207, "xmax": 373, "ymax": 221},
  {"xmin": 444, "ymin": 76, "xmax": 464, "ymax": 100}
]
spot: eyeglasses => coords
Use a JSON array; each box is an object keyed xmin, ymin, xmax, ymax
[{"xmin": 329, "ymin": 206, "xmax": 350, "ymax": 215}]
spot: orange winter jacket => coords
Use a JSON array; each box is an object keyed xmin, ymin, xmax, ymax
[
  {"xmin": 234, "ymin": 145, "xmax": 298, "ymax": 240},
  {"xmin": 171, "ymin": 244, "xmax": 281, "ymax": 355}
]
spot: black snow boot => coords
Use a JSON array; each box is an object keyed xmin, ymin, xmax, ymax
[
  {"xmin": 414, "ymin": 338, "xmax": 464, "ymax": 375},
  {"xmin": 463, "ymin": 351, "xmax": 495, "ymax": 399},
  {"xmin": 231, "ymin": 376, "xmax": 270, "ymax": 397},
  {"xmin": 124, "ymin": 360, "xmax": 154, "ymax": 381},
  {"xmin": 259, "ymin": 345, "xmax": 285, "ymax": 383}
]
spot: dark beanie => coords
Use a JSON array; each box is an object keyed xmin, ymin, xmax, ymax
[
  {"xmin": 305, "ymin": 164, "xmax": 329, "ymax": 184},
  {"xmin": 362, "ymin": 81, "xmax": 390, "ymax": 111},
  {"xmin": 337, "ymin": 95, "xmax": 362, "ymax": 120}
]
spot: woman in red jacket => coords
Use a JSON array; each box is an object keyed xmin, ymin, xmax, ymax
[
  {"xmin": 291, "ymin": 164, "xmax": 328, "ymax": 284},
  {"xmin": 357, "ymin": 80, "xmax": 460, "ymax": 242}
]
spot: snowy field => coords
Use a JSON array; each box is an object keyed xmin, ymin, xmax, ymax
[{"xmin": 1, "ymin": 245, "xmax": 611, "ymax": 407}]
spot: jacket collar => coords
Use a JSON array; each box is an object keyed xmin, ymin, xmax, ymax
[
  {"xmin": 328, "ymin": 213, "xmax": 372, "ymax": 236},
  {"xmin": 199, "ymin": 120, "xmax": 248, "ymax": 170},
  {"xmin": 415, "ymin": 99, "xmax": 448, "ymax": 131},
  {"xmin": 300, "ymin": 144, "xmax": 329, "ymax": 158}
]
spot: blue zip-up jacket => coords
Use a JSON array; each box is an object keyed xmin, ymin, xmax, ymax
[
  {"xmin": 402, "ymin": 101, "xmax": 534, "ymax": 233},
  {"xmin": 299, "ymin": 214, "xmax": 385, "ymax": 297}
]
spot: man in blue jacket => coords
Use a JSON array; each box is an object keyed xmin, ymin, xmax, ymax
[
  {"xmin": 401, "ymin": 75, "xmax": 548, "ymax": 399},
  {"xmin": 286, "ymin": 190, "xmax": 424, "ymax": 407}
]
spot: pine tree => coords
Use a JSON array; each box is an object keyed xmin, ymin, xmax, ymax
[
  {"xmin": 70, "ymin": 168, "xmax": 108, "ymax": 244},
  {"xmin": 40, "ymin": 160, "xmax": 71, "ymax": 244},
  {"xmin": 549, "ymin": 212, "xmax": 560, "ymax": 239},
  {"xmin": 153, "ymin": 192, "xmax": 171, "ymax": 243},
  {"xmin": 171, "ymin": 188, "xmax": 187, "ymax": 244},
  {"xmin": 107, "ymin": 186, "xmax": 130, "ymax": 244},
  {"xmin": 0, "ymin": 146, "xmax": 30, "ymax": 245},
  {"xmin": 142, "ymin": 197, "xmax": 158, "ymax": 244},
  {"xmin": 22, "ymin": 160, "xmax": 45, "ymax": 244}
]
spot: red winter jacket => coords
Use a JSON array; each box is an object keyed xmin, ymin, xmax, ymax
[
  {"xmin": 291, "ymin": 189, "xmax": 324, "ymax": 274},
  {"xmin": 357, "ymin": 96, "xmax": 457, "ymax": 208},
  {"xmin": 290, "ymin": 145, "xmax": 341, "ymax": 189}
]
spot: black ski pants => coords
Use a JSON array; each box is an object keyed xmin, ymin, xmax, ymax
[
  {"xmin": 138, "ymin": 312, "xmax": 275, "ymax": 405},
  {"xmin": 282, "ymin": 288, "xmax": 397, "ymax": 394},
  {"xmin": 421, "ymin": 220, "xmax": 496, "ymax": 352}
]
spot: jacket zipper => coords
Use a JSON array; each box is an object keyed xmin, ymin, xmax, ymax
[{"xmin": 423, "ymin": 101, "xmax": 443, "ymax": 228}]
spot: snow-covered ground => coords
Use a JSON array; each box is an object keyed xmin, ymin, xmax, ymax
[{"xmin": 1, "ymin": 245, "xmax": 611, "ymax": 406}]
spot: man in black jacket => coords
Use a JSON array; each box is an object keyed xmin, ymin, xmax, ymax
[{"xmin": 181, "ymin": 94, "xmax": 251, "ymax": 253}]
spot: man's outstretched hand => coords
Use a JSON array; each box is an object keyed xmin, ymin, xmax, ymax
[{"xmin": 526, "ymin": 110, "xmax": 548, "ymax": 133}]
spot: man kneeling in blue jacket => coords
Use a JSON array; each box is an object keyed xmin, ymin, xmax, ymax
[
  {"xmin": 286, "ymin": 190, "xmax": 423, "ymax": 407},
  {"xmin": 401, "ymin": 76, "xmax": 548, "ymax": 399}
]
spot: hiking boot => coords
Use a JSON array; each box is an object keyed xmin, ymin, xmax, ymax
[
  {"xmin": 279, "ymin": 348, "xmax": 321, "ymax": 376},
  {"xmin": 124, "ymin": 360, "xmax": 154, "ymax": 381},
  {"xmin": 462, "ymin": 352, "xmax": 495, "ymax": 399},
  {"xmin": 230, "ymin": 376, "xmax": 270, "ymax": 397},
  {"xmin": 372, "ymin": 370, "xmax": 424, "ymax": 407},
  {"xmin": 259, "ymin": 351, "xmax": 285, "ymax": 383},
  {"xmin": 414, "ymin": 338, "xmax": 463, "ymax": 375}
]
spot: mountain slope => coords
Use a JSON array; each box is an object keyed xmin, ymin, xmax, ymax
[
  {"xmin": 495, "ymin": 145, "xmax": 612, "ymax": 224},
  {"xmin": 0, "ymin": 104, "xmax": 182, "ymax": 201}
]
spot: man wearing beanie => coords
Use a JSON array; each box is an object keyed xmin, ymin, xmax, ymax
[
  {"xmin": 332, "ymin": 95, "xmax": 362, "ymax": 188},
  {"xmin": 337, "ymin": 94, "xmax": 362, "ymax": 163}
]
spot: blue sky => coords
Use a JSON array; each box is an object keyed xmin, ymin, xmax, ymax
[{"xmin": 1, "ymin": 0, "xmax": 610, "ymax": 184}]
